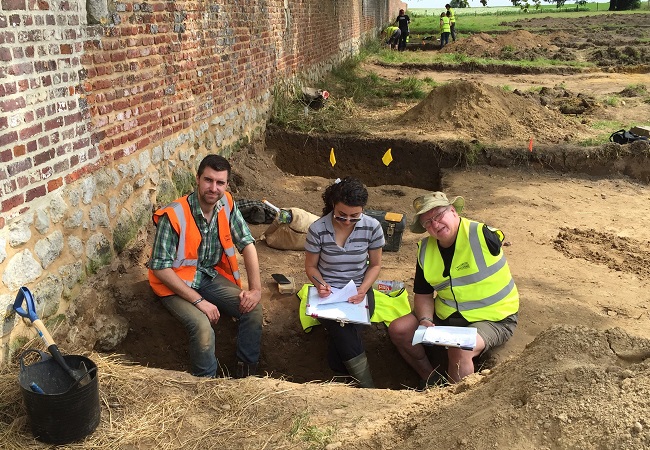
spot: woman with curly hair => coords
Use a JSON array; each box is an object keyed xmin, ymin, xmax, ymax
[{"xmin": 304, "ymin": 177, "xmax": 385, "ymax": 388}]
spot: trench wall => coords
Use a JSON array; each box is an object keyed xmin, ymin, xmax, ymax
[{"xmin": 0, "ymin": 0, "xmax": 407, "ymax": 364}]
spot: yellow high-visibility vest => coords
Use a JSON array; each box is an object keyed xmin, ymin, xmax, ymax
[{"xmin": 417, "ymin": 219, "xmax": 519, "ymax": 322}]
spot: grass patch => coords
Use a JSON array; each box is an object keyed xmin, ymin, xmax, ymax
[
  {"xmin": 369, "ymin": 50, "xmax": 594, "ymax": 69},
  {"xmin": 269, "ymin": 47, "xmax": 437, "ymax": 133},
  {"xmin": 590, "ymin": 120, "xmax": 626, "ymax": 131},
  {"xmin": 407, "ymin": 7, "xmax": 642, "ymax": 35},
  {"xmin": 603, "ymin": 95, "xmax": 620, "ymax": 107},
  {"xmin": 288, "ymin": 410, "xmax": 335, "ymax": 450}
]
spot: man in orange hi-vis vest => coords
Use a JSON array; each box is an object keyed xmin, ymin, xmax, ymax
[{"xmin": 148, "ymin": 154, "xmax": 263, "ymax": 378}]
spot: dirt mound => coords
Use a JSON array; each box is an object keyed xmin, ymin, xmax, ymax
[
  {"xmin": 389, "ymin": 325, "xmax": 650, "ymax": 449},
  {"xmin": 513, "ymin": 85, "xmax": 599, "ymax": 115},
  {"xmin": 399, "ymin": 80, "xmax": 584, "ymax": 143},
  {"xmin": 442, "ymin": 30, "xmax": 558, "ymax": 58}
]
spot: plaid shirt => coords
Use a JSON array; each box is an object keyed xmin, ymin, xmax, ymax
[{"xmin": 149, "ymin": 191, "xmax": 255, "ymax": 287}]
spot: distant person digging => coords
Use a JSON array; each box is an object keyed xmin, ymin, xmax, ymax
[{"xmin": 384, "ymin": 25, "xmax": 401, "ymax": 51}]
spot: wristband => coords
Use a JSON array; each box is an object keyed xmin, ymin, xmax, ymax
[
  {"xmin": 419, "ymin": 317, "xmax": 433, "ymax": 324},
  {"xmin": 192, "ymin": 297, "xmax": 204, "ymax": 306}
]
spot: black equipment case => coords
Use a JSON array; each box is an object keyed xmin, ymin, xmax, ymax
[{"xmin": 365, "ymin": 210, "xmax": 407, "ymax": 252}]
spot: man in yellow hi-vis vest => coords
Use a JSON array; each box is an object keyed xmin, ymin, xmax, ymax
[
  {"xmin": 149, "ymin": 154, "xmax": 263, "ymax": 379},
  {"xmin": 445, "ymin": 3, "xmax": 457, "ymax": 42},
  {"xmin": 389, "ymin": 192, "xmax": 518, "ymax": 389}
]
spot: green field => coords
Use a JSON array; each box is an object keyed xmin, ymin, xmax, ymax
[{"xmin": 406, "ymin": 5, "xmax": 647, "ymax": 34}]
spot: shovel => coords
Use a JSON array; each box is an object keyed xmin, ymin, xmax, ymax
[{"xmin": 13, "ymin": 286, "xmax": 91, "ymax": 388}]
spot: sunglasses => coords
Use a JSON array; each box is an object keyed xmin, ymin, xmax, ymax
[{"xmin": 333, "ymin": 214, "xmax": 363, "ymax": 223}]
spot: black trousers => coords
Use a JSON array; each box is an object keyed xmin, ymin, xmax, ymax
[
  {"xmin": 320, "ymin": 290, "xmax": 376, "ymax": 373},
  {"xmin": 397, "ymin": 30, "xmax": 408, "ymax": 51}
]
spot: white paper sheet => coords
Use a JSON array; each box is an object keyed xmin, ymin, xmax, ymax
[
  {"xmin": 305, "ymin": 283, "xmax": 370, "ymax": 325},
  {"xmin": 314, "ymin": 280, "xmax": 360, "ymax": 305},
  {"xmin": 411, "ymin": 325, "xmax": 477, "ymax": 350}
]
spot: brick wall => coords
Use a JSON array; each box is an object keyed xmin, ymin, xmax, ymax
[{"xmin": 0, "ymin": 0, "xmax": 406, "ymax": 363}]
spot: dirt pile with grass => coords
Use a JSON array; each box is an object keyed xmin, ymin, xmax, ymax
[
  {"xmin": 441, "ymin": 30, "xmax": 558, "ymax": 58},
  {"xmin": 398, "ymin": 80, "xmax": 587, "ymax": 144},
  {"xmin": 383, "ymin": 325, "xmax": 650, "ymax": 449},
  {"xmin": 2, "ymin": 325, "xmax": 649, "ymax": 449}
]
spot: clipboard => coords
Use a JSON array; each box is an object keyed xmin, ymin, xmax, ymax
[
  {"xmin": 411, "ymin": 325, "xmax": 477, "ymax": 350},
  {"xmin": 305, "ymin": 285, "xmax": 370, "ymax": 325}
]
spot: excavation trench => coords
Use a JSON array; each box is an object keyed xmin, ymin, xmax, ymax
[{"xmin": 110, "ymin": 130, "xmax": 650, "ymax": 390}]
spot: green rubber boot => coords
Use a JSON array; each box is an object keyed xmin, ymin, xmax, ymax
[{"xmin": 343, "ymin": 353, "xmax": 375, "ymax": 388}]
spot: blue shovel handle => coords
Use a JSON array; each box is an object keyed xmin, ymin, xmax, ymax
[{"xmin": 13, "ymin": 286, "xmax": 38, "ymax": 323}]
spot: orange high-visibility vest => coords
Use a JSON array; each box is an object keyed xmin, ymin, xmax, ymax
[{"xmin": 148, "ymin": 192, "xmax": 242, "ymax": 297}]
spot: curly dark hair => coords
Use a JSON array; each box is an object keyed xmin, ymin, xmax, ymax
[{"xmin": 321, "ymin": 177, "xmax": 368, "ymax": 216}]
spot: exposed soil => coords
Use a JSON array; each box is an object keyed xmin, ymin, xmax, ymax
[
  {"xmin": 4, "ymin": 12, "xmax": 650, "ymax": 450},
  {"xmin": 437, "ymin": 13, "xmax": 650, "ymax": 68}
]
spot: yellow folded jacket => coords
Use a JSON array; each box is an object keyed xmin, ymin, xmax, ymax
[{"xmin": 297, "ymin": 284, "xmax": 411, "ymax": 332}]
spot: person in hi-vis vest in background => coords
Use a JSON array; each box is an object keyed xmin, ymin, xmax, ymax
[
  {"xmin": 389, "ymin": 192, "xmax": 518, "ymax": 390},
  {"xmin": 148, "ymin": 154, "xmax": 263, "ymax": 379},
  {"xmin": 439, "ymin": 12, "xmax": 451, "ymax": 49},
  {"xmin": 445, "ymin": 4, "xmax": 456, "ymax": 42}
]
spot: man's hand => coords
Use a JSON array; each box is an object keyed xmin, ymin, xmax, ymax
[
  {"xmin": 239, "ymin": 288, "xmax": 261, "ymax": 314},
  {"xmin": 197, "ymin": 300, "xmax": 221, "ymax": 324}
]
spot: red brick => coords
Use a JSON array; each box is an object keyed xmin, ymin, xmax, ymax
[
  {"xmin": 3, "ymin": 179, "xmax": 17, "ymax": 194},
  {"xmin": 0, "ymin": 131, "xmax": 18, "ymax": 147},
  {"xmin": 37, "ymin": 135, "xmax": 49, "ymax": 148},
  {"xmin": 7, "ymin": 157, "xmax": 31, "ymax": 175},
  {"xmin": 47, "ymin": 176, "xmax": 63, "ymax": 191},
  {"xmin": 0, "ymin": 47, "xmax": 11, "ymax": 61},
  {"xmin": 25, "ymin": 184, "xmax": 46, "ymax": 201},
  {"xmin": 1, "ymin": 193, "xmax": 24, "ymax": 213},
  {"xmin": 63, "ymin": 111, "xmax": 81, "ymax": 126},
  {"xmin": 12, "ymin": 144, "xmax": 26, "ymax": 157},
  {"xmin": 34, "ymin": 148, "xmax": 54, "ymax": 165},
  {"xmin": 2, "ymin": 0, "xmax": 26, "ymax": 10},
  {"xmin": 0, "ymin": 96, "xmax": 25, "ymax": 112},
  {"xmin": 17, "ymin": 175, "xmax": 28, "ymax": 188},
  {"xmin": 43, "ymin": 117, "xmax": 62, "ymax": 132},
  {"xmin": 18, "ymin": 123, "xmax": 42, "ymax": 140},
  {"xmin": 16, "ymin": 79, "xmax": 29, "ymax": 91},
  {"xmin": 53, "ymin": 159, "xmax": 68, "ymax": 173}
]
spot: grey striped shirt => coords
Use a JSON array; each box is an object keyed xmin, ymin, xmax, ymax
[{"xmin": 305, "ymin": 212, "xmax": 385, "ymax": 288}]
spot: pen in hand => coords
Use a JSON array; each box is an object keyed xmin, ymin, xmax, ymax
[{"xmin": 312, "ymin": 275, "xmax": 332, "ymax": 297}]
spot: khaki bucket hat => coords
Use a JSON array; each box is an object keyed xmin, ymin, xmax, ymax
[{"xmin": 410, "ymin": 192, "xmax": 465, "ymax": 233}]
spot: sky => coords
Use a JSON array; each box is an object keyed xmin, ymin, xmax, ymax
[{"xmin": 408, "ymin": 0, "xmax": 516, "ymax": 8}]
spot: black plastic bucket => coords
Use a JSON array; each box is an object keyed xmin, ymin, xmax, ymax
[{"xmin": 18, "ymin": 349, "xmax": 101, "ymax": 444}]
